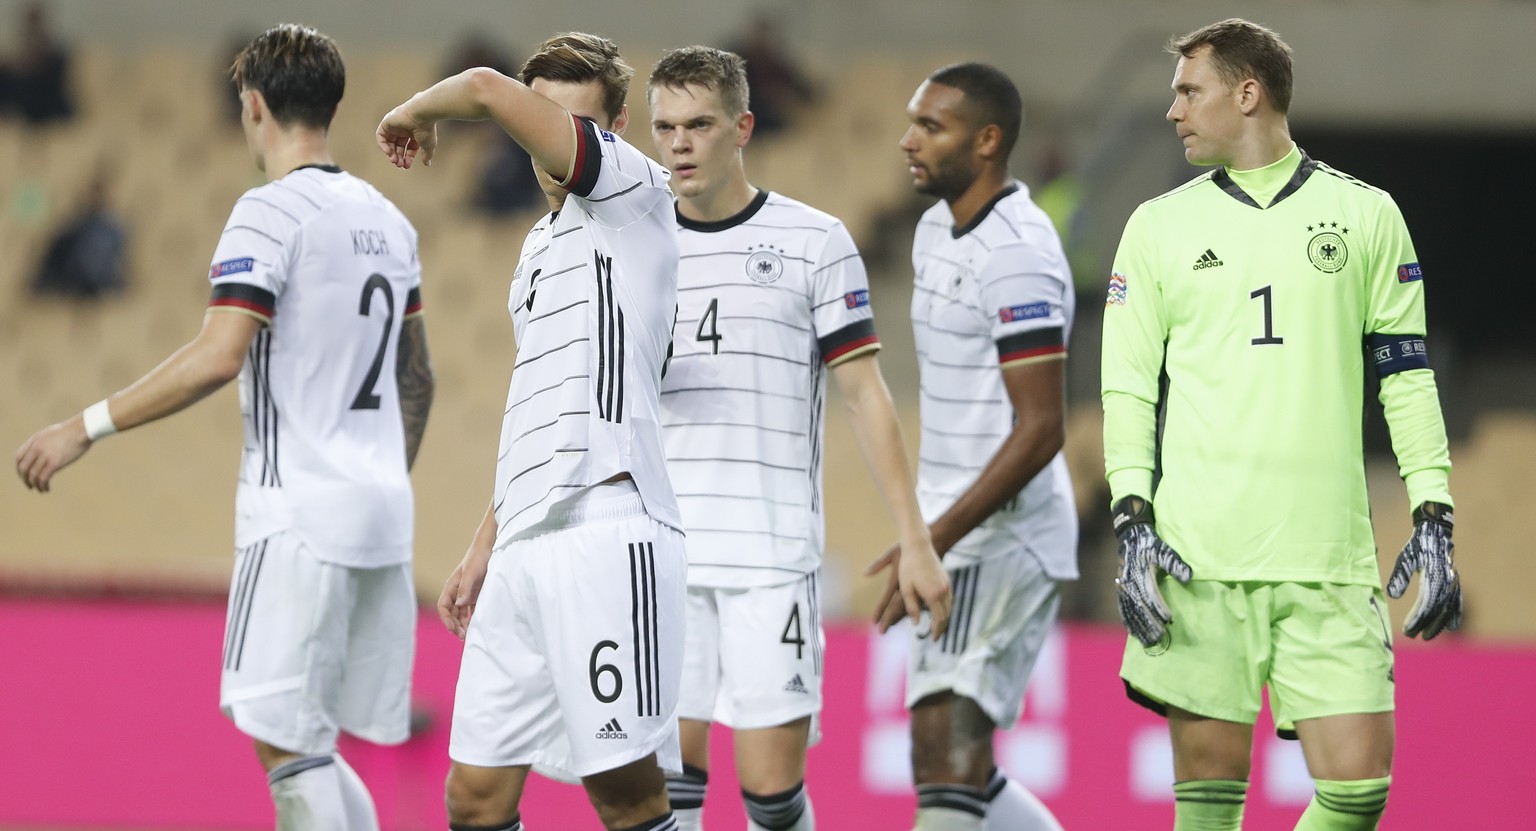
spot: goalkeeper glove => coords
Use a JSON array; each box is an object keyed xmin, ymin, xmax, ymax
[
  {"xmin": 1386, "ymin": 501, "xmax": 1462, "ymax": 640},
  {"xmin": 1112, "ymin": 496, "xmax": 1193, "ymax": 649}
]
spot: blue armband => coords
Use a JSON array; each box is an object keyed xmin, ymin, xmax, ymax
[{"xmin": 1368, "ymin": 333, "xmax": 1430, "ymax": 378}]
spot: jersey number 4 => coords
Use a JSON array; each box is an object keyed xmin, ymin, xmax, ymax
[
  {"xmin": 351, "ymin": 273, "xmax": 394, "ymax": 410},
  {"xmin": 696, "ymin": 297, "xmax": 723, "ymax": 354}
]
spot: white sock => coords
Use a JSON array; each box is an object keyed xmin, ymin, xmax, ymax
[
  {"xmin": 913, "ymin": 807, "xmax": 984, "ymax": 831},
  {"xmin": 745, "ymin": 788, "xmax": 814, "ymax": 831},
  {"xmin": 673, "ymin": 808, "xmax": 703, "ymax": 831},
  {"xmin": 667, "ymin": 764, "xmax": 708, "ymax": 831},
  {"xmin": 268, "ymin": 755, "xmax": 346, "ymax": 831},
  {"xmin": 331, "ymin": 753, "xmax": 380, "ymax": 830},
  {"xmin": 984, "ymin": 769, "xmax": 1062, "ymax": 831}
]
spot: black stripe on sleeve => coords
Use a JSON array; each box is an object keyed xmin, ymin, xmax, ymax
[
  {"xmin": 209, "ymin": 283, "xmax": 277, "ymax": 319},
  {"xmin": 1368, "ymin": 332, "xmax": 1430, "ymax": 378},
  {"xmin": 816, "ymin": 318, "xmax": 879, "ymax": 365},
  {"xmin": 566, "ymin": 116, "xmax": 605, "ymax": 198},
  {"xmin": 996, "ymin": 326, "xmax": 1066, "ymax": 364}
]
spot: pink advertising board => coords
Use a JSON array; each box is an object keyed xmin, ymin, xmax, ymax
[{"xmin": 1, "ymin": 597, "xmax": 1531, "ymax": 828}]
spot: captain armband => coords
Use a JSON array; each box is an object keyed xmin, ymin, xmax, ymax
[{"xmin": 1368, "ymin": 332, "xmax": 1429, "ymax": 378}]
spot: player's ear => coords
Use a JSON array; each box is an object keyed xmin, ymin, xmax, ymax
[
  {"xmin": 245, "ymin": 89, "xmax": 267, "ymax": 125},
  {"xmin": 737, "ymin": 109, "xmax": 755, "ymax": 147},
  {"xmin": 611, "ymin": 104, "xmax": 629, "ymax": 135},
  {"xmin": 1236, "ymin": 78, "xmax": 1263, "ymax": 116},
  {"xmin": 974, "ymin": 123, "xmax": 1003, "ymax": 161}
]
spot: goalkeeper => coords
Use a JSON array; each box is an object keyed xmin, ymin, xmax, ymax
[{"xmin": 1100, "ymin": 18, "xmax": 1463, "ymax": 831}]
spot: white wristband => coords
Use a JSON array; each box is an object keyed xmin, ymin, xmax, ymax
[{"xmin": 83, "ymin": 400, "xmax": 117, "ymax": 441}]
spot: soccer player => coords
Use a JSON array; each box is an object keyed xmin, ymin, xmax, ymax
[
  {"xmin": 878, "ymin": 63, "xmax": 1079, "ymax": 831},
  {"xmin": 15, "ymin": 24, "xmax": 434, "ymax": 828},
  {"xmin": 1102, "ymin": 18, "xmax": 1463, "ymax": 831},
  {"xmin": 376, "ymin": 33, "xmax": 684, "ymax": 831},
  {"xmin": 646, "ymin": 46, "xmax": 953, "ymax": 831}
]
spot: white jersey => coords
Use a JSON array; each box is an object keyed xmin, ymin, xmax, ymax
[
  {"xmin": 493, "ymin": 117, "xmax": 681, "ymax": 547},
  {"xmin": 661, "ymin": 190, "xmax": 880, "ymax": 587},
  {"xmin": 206, "ymin": 165, "xmax": 422, "ymax": 568},
  {"xmin": 910, "ymin": 182, "xmax": 1079, "ymax": 578}
]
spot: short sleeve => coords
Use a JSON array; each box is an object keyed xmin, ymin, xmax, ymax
[
  {"xmin": 808, "ymin": 222, "xmax": 879, "ymax": 367},
  {"xmin": 561, "ymin": 115, "xmax": 671, "ymax": 229},
  {"xmin": 206, "ymin": 193, "xmax": 295, "ymax": 325},
  {"xmin": 981, "ymin": 240, "xmax": 1069, "ymax": 368}
]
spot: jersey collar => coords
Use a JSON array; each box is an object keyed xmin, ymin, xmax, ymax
[
  {"xmin": 290, "ymin": 163, "xmax": 344, "ymax": 175},
  {"xmin": 1210, "ymin": 149, "xmax": 1317, "ymax": 209},
  {"xmin": 950, "ymin": 182, "xmax": 1018, "ymax": 239},
  {"xmin": 676, "ymin": 188, "xmax": 769, "ymax": 232}
]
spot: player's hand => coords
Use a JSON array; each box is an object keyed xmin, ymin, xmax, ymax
[
  {"xmin": 1112, "ymin": 496, "xmax": 1193, "ymax": 648},
  {"xmin": 437, "ymin": 543, "xmax": 492, "ymax": 640},
  {"xmin": 14, "ymin": 416, "xmax": 92, "ymax": 493},
  {"xmin": 1387, "ymin": 501, "xmax": 1462, "ymax": 640},
  {"xmin": 376, "ymin": 101, "xmax": 438, "ymax": 169},
  {"xmin": 866, "ymin": 542, "xmax": 953, "ymax": 640}
]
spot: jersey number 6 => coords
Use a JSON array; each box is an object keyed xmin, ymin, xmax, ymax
[{"xmin": 589, "ymin": 640, "xmax": 623, "ymax": 703}]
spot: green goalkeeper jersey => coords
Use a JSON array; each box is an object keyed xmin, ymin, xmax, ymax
[{"xmin": 1102, "ymin": 145, "xmax": 1452, "ymax": 586}]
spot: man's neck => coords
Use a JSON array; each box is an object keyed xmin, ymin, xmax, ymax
[
  {"xmin": 946, "ymin": 168, "xmax": 1013, "ymax": 231},
  {"xmin": 677, "ymin": 169, "xmax": 758, "ymax": 223},
  {"xmin": 1225, "ymin": 125, "xmax": 1293, "ymax": 172},
  {"xmin": 263, "ymin": 129, "xmax": 335, "ymax": 182}
]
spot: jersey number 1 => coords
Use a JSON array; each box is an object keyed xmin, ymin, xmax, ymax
[
  {"xmin": 351, "ymin": 274, "xmax": 395, "ymax": 410},
  {"xmin": 1250, "ymin": 285, "xmax": 1283, "ymax": 346}
]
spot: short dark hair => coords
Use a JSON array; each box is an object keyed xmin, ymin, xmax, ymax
[
  {"xmin": 520, "ymin": 32, "xmax": 633, "ymax": 122},
  {"xmin": 230, "ymin": 23, "xmax": 345, "ymax": 130},
  {"xmin": 1167, "ymin": 18, "xmax": 1294, "ymax": 114},
  {"xmin": 927, "ymin": 62, "xmax": 1023, "ymax": 158},
  {"xmin": 648, "ymin": 46, "xmax": 750, "ymax": 116}
]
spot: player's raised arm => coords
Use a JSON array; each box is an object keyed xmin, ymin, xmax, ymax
[
  {"xmin": 15, "ymin": 310, "xmax": 259, "ymax": 492},
  {"xmin": 376, "ymin": 67, "xmax": 577, "ymax": 180}
]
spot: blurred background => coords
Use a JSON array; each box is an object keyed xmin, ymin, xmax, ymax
[{"xmin": 1, "ymin": 0, "xmax": 1532, "ymax": 828}]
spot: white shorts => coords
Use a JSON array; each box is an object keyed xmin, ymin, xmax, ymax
[
  {"xmin": 219, "ymin": 531, "xmax": 416, "ymax": 755},
  {"xmin": 907, "ymin": 552, "xmax": 1060, "ymax": 730},
  {"xmin": 679, "ymin": 571, "xmax": 825, "ymax": 734},
  {"xmin": 449, "ymin": 489, "xmax": 685, "ymax": 781}
]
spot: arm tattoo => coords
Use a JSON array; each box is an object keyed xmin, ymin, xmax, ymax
[{"xmin": 395, "ymin": 316, "xmax": 435, "ymax": 471}]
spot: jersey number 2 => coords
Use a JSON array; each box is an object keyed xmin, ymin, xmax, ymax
[{"xmin": 350, "ymin": 273, "xmax": 394, "ymax": 410}]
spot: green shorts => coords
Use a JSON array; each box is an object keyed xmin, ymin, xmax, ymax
[{"xmin": 1120, "ymin": 579, "xmax": 1395, "ymax": 737}]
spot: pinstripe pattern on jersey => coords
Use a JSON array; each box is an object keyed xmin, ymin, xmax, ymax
[
  {"xmin": 629, "ymin": 541, "xmax": 661, "ymax": 718},
  {"xmin": 595, "ymin": 252, "xmax": 626, "ymax": 423},
  {"xmin": 223, "ymin": 540, "xmax": 267, "ymax": 671},
  {"xmin": 662, "ymin": 192, "xmax": 875, "ymax": 584},
  {"xmin": 246, "ymin": 330, "xmax": 281, "ymax": 487},
  {"xmin": 911, "ymin": 183, "xmax": 1077, "ymax": 573}
]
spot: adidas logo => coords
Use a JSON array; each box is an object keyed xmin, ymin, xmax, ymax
[
  {"xmin": 1192, "ymin": 248, "xmax": 1224, "ymax": 270},
  {"xmin": 783, "ymin": 674, "xmax": 809, "ymax": 694},
  {"xmin": 595, "ymin": 718, "xmax": 628, "ymax": 739}
]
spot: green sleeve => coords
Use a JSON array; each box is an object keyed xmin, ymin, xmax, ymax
[
  {"xmin": 1101, "ymin": 206, "xmax": 1165, "ymax": 504},
  {"xmin": 1366, "ymin": 196, "xmax": 1453, "ymax": 510}
]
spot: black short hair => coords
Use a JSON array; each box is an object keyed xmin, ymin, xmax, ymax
[
  {"xmin": 231, "ymin": 23, "xmax": 345, "ymax": 129},
  {"xmin": 927, "ymin": 62, "xmax": 1023, "ymax": 158}
]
